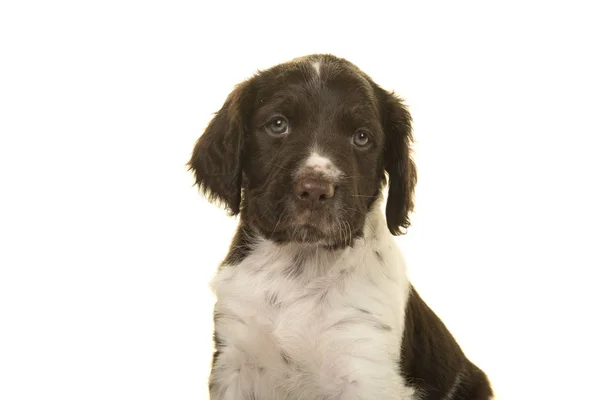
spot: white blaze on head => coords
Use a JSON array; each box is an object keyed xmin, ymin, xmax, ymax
[
  {"xmin": 298, "ymin": 151, "xmax": 342, "ymax": 181},
  {"xmin": 311, "ymin": 61, "xmax": 321, "ymax": 78}
]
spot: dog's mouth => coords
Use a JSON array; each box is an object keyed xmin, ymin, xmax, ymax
[
  {"xmin": 262, "ymin": 219, "xmax": 333, "ymax": 245},
  {"xmin": 265, "ymin": 212, "xmax": 359, "ymax": 248},
  {"xmin": 247, "ymin": 194, "xmax": 362, "ymax": 247},
  {"xmin": 286, "ymin": 224, "xmax": 330, "ymax": 244}
]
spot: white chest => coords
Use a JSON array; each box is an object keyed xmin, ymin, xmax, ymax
[{"xmin": 209, "ymin": 221, "xmax": 416, "ymax": 399}]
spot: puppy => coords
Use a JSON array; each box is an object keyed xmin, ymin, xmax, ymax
[{"xmin": 189, "ymin": 54, "xmax": 494, "ymax": 399}]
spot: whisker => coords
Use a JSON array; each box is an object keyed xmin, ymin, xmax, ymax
[
  {"xmin": 271, "ymin": 213, "xmax": 284, "ymax": 236},
  {"xmin": 264, "ymin": 162, "xmax": 293, "ymax": 172},
  {"xmin": 345, "ymin": 224, "xmax": 349, "ymax": 247},
  {"xmin": 339, "ymin": 174, "xmax": 384, "ymax": 179},
  {"xmin": 345, "ymin": 220, "xmax": 353, "ymax": 247}
]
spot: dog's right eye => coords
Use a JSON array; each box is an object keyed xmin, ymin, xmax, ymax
[{"xmin": 265, "ymin": 117, "xmax": 290, "ymax": 136}]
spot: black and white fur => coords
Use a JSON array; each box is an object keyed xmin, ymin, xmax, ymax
[{"xmin": 189, "ymin": 54, "xmax": 494, "ymax": 399}]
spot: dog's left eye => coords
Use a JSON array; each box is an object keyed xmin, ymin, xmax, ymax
[
  {"xmin": 353, "ymin": 130, "xmax": 370, "ymax": 147},
  {"xmin": 266, "ymin": 117, "xmax": 290, "ymax": 135}
]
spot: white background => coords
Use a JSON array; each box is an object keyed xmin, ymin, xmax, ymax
[{"xmin": 1, "ymin": 1, "xmax": 599, "ymax": 399}]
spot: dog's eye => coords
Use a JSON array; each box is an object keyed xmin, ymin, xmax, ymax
[
  {"xmin": 353, "ymin": 130, "xmax": 370, "ymax": 147},
  {"xmin": 266, "ymin": 117, "xmax": 290, "ymax": 135}
]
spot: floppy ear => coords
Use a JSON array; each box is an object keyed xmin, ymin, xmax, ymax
[
  {"xmin": 381, "ymin": 91, "xmax": 417, "ymax": 235},
  {"xmin": 188, "ymin": 81, "xmax": 252, "ymax": 215}
]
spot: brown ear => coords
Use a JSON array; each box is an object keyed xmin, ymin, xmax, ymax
[
  {"xmin": 187, "ymin": 81, "xmax": 253, "ymax": 215},
  {"xmin": 381, "ymin": 91, "xmax": 417, "ymax": 235}
]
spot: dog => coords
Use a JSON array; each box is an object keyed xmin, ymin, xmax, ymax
[{"xmin": 189, "ymin": 54, "xmax": 494, "ymax": 399}]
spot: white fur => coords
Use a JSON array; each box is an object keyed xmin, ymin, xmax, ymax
[
  {"xmin": 311, "ymin": 61, "xmax": 321, "ymax": 78},
  {"xmin": 209, "ymin": 207, "xmax": 417, "ymax": 399},
  {"xmin": 298, "ymin": 151, "xmax": 342, "ymax": 181}
]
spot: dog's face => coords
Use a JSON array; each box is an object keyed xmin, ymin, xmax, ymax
[{"xmin": 189, "ymin": 55, "xmax": 416, "ymax": 247}]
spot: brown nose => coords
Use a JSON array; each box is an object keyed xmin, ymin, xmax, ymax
[{"xmin": 294, "ymin": 177, "xmax": 335, "ymax": 203}]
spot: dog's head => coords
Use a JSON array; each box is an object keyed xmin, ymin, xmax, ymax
[{"xmin": 189, "ymin": 54, "xmax": 416, "ymax": 247}]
